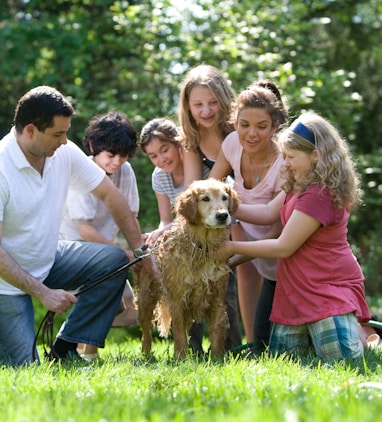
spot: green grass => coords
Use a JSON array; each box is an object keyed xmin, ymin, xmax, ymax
[
  {"xmin": 6, "ymin": 294, "xmax": 381, "ymax": 421},
  {"xmin": 1, "ymin": 335, "xmax": 382, "ymax": 422}
]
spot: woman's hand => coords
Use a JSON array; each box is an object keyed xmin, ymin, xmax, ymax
[
  {"xmin": 228, "ymin": 254, "xmax": 252, "ymax": 268},
  {"xmin": 144, "ymin": 228, "xmax": 165, "ymax": 246}
]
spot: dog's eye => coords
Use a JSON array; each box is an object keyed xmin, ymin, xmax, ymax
[
  {"xmin": 221, "ymin": 195, "xmax": 228, "ymax": 201},
  {"xmin": 201, "ymin": 196, "xmax": 210, "ymax": 202}
]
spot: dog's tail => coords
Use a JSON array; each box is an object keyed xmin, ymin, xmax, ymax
[{"xmin": 155, "ymin": 299, "xmax": 172, "ymax": 338}]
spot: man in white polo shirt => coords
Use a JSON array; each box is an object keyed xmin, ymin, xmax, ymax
[{"xmin": 0, "ymin": 86, "xmax": 152, "ymax": 365}]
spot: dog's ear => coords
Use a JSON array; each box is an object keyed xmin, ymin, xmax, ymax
[
  {"xmin": 225, "ymin": 184, "xmax": 239, "ymax": 214},
  {"xmin": 176, "ymin": 188, "xmax": 198, "ymax": 223}
]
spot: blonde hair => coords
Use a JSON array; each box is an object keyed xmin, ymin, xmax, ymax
[
  {"xmin": 178, "ymin": 64, "xmax": 235, "ymax": 151},
  {"xmin": 279, "ymin": 111, "xmax": 361, "ymax": 209}
]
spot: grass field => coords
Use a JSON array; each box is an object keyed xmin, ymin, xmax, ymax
[{"xmin": 1, "ymin": 331, "xmax": 382, "ymax": 422}]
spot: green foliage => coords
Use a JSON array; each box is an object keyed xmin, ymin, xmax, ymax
[
  {"xmin": 1, "ymin": 0, "xmax": 382, "ymax": 290},
  {"xmin": 354, "ymin": 151, "xmax": 382, "ymax": 294}
]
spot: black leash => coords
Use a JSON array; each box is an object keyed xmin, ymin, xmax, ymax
[{"xmin": 32, "ymin": 249, "xmax": 151, "ymax": 362}]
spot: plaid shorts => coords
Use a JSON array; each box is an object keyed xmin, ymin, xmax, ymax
[{"xmin": 269, "ymin": 313, "xmax": 363, "ymax": 360}]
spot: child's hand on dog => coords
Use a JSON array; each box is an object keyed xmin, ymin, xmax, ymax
[
  {"xmin": 215, "ymin": 240, "xmax": 234, "ymax": 262},
  {"xmin": 216, "ymin": 241, "xmax": 252, "ymax": 268}
]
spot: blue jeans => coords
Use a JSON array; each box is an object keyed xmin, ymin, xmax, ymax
[
  {"xmin": 0, "ymin": 240, "xmax": 128, "ymax": 365},
  {"xmin": 0, "ymin": 294, "xmax": 37, "ymax": 365}
]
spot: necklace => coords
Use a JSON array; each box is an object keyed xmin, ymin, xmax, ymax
[
  {"xmin": 254, "ymin": 165, "xmax": 267, "ymax": 183},
  {"xmin": 245, "ymin": 148, "xmax": 278, "ymax": 186}
]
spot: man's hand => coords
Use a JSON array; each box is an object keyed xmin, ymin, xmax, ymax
[{"xmin": 39, "ymin": 289, "xmax": 78, "ymax": 314}]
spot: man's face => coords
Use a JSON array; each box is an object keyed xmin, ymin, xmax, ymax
[{"xmin": 27, "ymin": 116, "xmax": 71, "ymax": 158}]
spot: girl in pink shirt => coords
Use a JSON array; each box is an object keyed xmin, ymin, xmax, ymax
[
  {"xmin": 210, "ymin": 80, "xmax": 288, "ymax": 349},
  {"xmin": 217, "ymin": 111, "xmax": 371, "ymax": 360}
]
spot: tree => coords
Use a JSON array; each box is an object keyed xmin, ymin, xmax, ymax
[{"xmin": 1, "ymin": 0, "xmax": 381, "ymax": 290}]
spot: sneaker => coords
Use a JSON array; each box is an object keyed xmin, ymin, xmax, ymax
[
  {"xmin": 367, "ymin": 334, "xmax": 381, "ymax": 349},
  {"xmin": 80, "ymin": 353, "xmax": 100, "ymax": 362}
]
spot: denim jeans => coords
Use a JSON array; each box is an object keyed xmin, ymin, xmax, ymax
[
  {"xmin": 0, "ymin": 240, "xmax": 128, "ymax": 365},
  {"xmin": 0, "ymin": 294, "xmax": 37, "ymax": 365}
]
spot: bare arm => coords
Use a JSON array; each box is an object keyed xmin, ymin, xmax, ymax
[
  {"xmin": 91, "ymin": 177, "xmax": 156, "ymax": 277},
  {"xmin": 78, "ymin": 223, "xmax": 115, "ymax": 246},
  {"xmin": 145, "ymin": 192, "xmax": 174, "ymax": 245},
  {"xmin": 219, "ymin": 210, "xmax": 321, "ymax": 261},
  {"xmin": 235, "ymin": 191, "xmax": 286, "ymax": 225},
  {"xmin": 228, "ymin": 219, "xmax": 283, "ymax": 268},
  {"xmin": 78, "ymin": 222, "xmax": 134, "ymax": 260},
  {"xmin": 156, "ymin": 192, "xmax": 174, "ymax": 228},
  {"xmin": 0, "ymin": 223, "xmax": 77, "ymax": 313},
  {"xmin": 91, "ymin": 176, "xmax": 144, "ymax": 250},
  {"xmin": 209, "ymin": 148, "xmax": 232, "ymax": 180},
  {"xmin": 183, "ymin": 149, "xmax": 203, "ymax": 188}
]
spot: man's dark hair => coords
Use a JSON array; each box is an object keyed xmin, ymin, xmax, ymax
[
  {"xmin": 14, "ymin": 86, "xmax": 74, "ymax": 134},
  {"xmin": 84, "ymin": 111, "xmax": 137, "ymax": 158}
]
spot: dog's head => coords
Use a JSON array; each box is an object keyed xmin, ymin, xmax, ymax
[{"xmin": 175, "ymin": 178, "xmax": 239, "ymax": 227}]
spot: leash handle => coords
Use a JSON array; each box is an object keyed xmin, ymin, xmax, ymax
[
  {"xmin": 33, "ymin": 249, "xmax": 151, "ymax": 360},
  {"xmin": 133, "ymin": 244, "xmax": 148, "ymax": 259},
  {"xmin": 32, "ymin": 310, "xmax": 56, "ymax": 362}
]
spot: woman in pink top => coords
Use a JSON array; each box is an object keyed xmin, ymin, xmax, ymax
[
  {"xmin": 210, "ymin": 80, "xmax": 288, "ymax": 350},
  {"xmin": 217, "ymin": 111, "xmax": 371, "ymax": 360}
]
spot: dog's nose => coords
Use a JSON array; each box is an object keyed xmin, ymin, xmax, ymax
[{"xmin": 215, "ymin": 211, "xmax": 229, "ymax": 223}]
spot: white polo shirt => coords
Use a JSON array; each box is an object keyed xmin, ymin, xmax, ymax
[{"xmin": 0, "ymin": 129, "xmax": 105, "ymax": 295}]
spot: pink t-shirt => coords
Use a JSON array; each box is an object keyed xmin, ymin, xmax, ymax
[
  {"xmin": 270, "ymin": 184, "xmax": 371, "ymax": 325},
  {"xmin": 222, "ymin": 131, "xmax": 284, "ymax": 280}
]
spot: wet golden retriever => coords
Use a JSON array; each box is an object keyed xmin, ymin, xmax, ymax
[{"xmin": 135, "ymin": 178, "xmax": 239, "ymax": 359}]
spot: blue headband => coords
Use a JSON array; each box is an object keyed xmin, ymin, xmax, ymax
[{"xmin": 290, "ymin": 121, "xmax": 315, "ymax": 145}]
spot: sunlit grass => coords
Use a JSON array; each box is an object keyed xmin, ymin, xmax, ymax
[{"xmin": 1, "ymin": 336, "xmax": 382, "ymax": 422}]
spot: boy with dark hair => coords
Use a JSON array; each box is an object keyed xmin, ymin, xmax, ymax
[{"xmin": 60, "ymin": 110, "xmax": 141, "ymax": 360}]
